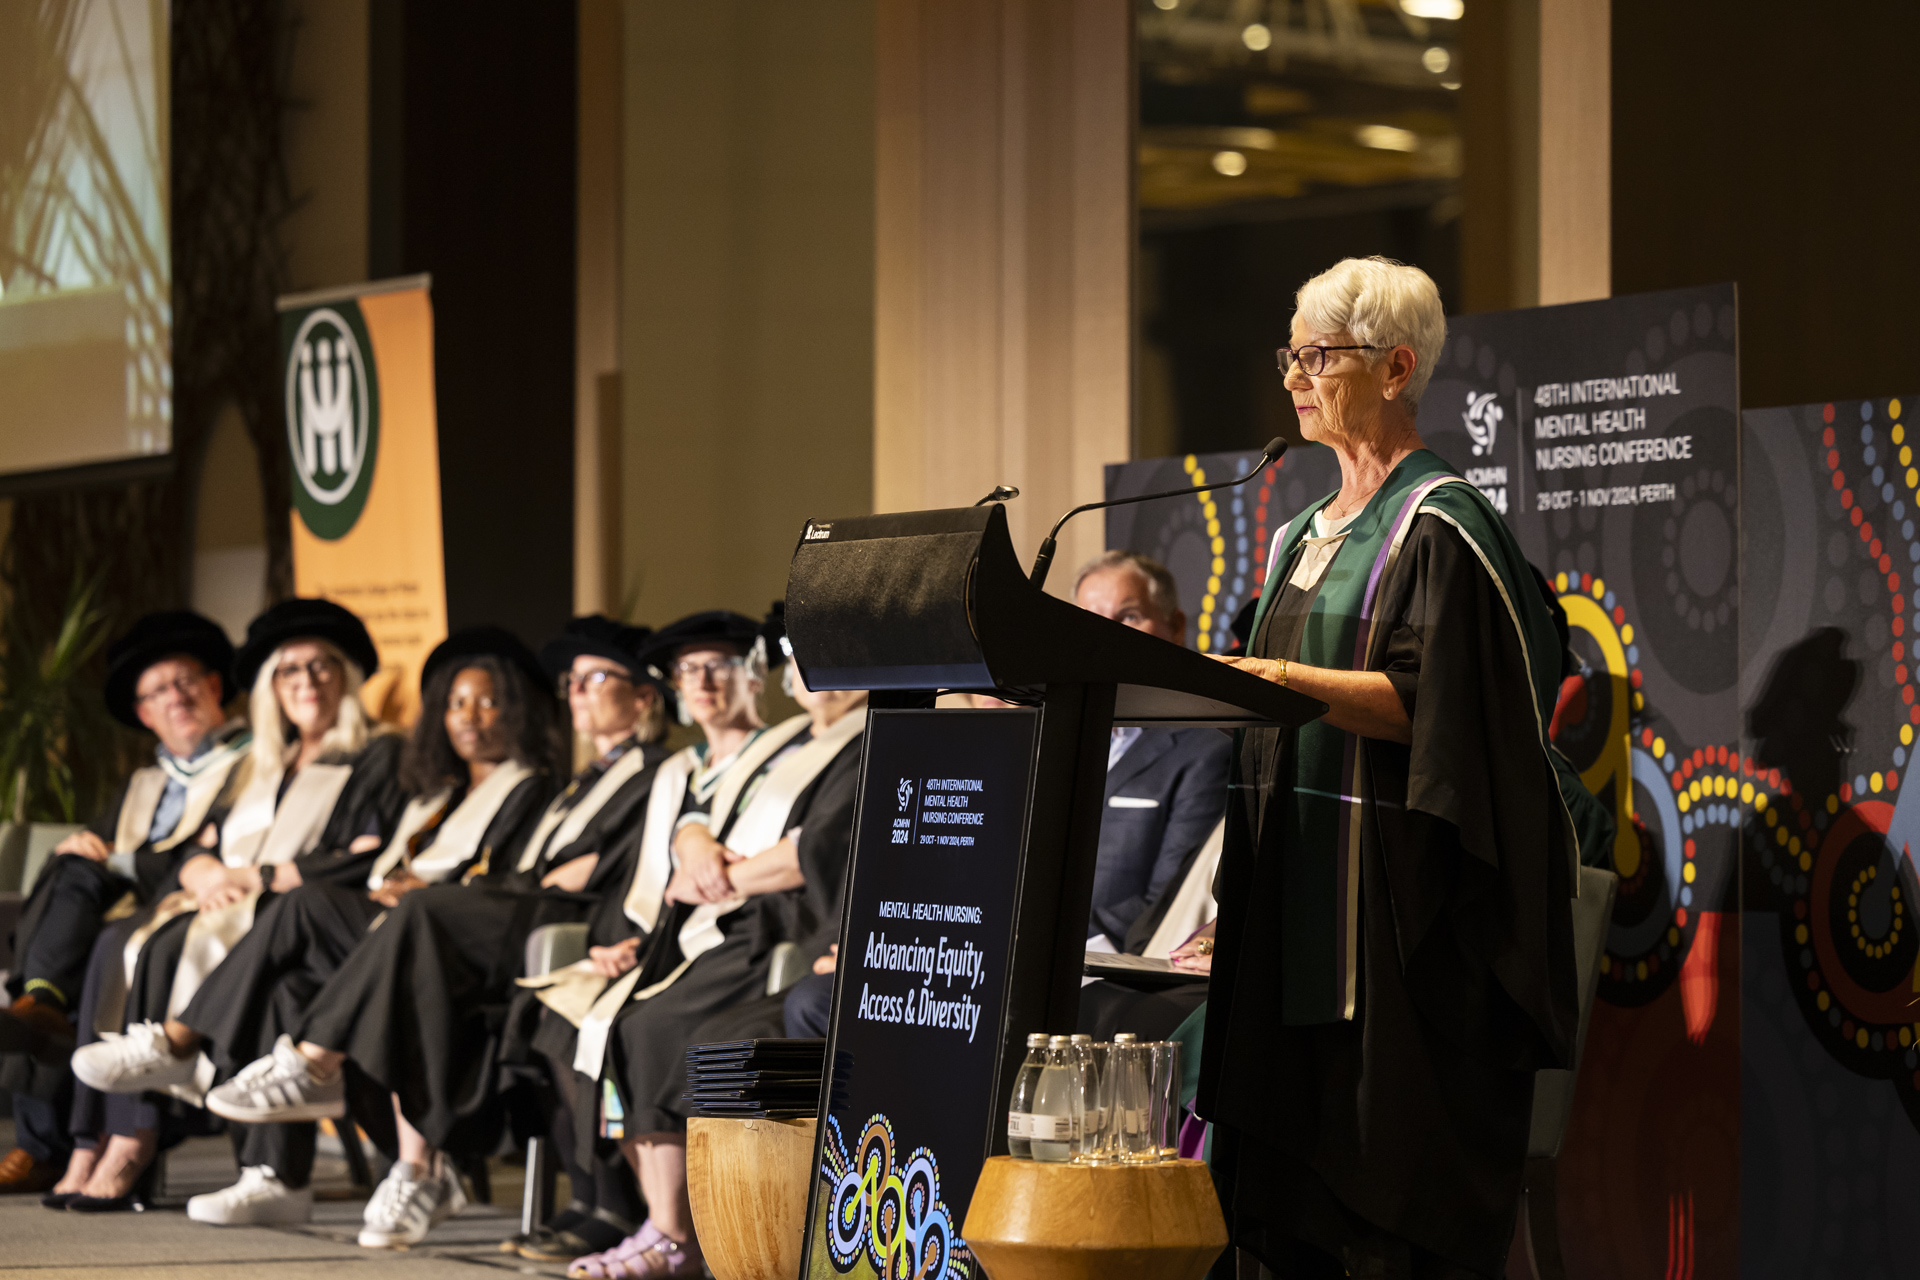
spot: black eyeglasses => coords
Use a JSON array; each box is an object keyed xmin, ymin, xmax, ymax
[
  {"xmin": 1277, "ymin": 344, "xmax": 1379, "ymax": 375},
  {"xmin": 273, "ymin": 658, "xmax": 340, "ymax": 686},
  {"xmin": 559, "ymin": 669, "xmax": 634, "ymax": 697}
]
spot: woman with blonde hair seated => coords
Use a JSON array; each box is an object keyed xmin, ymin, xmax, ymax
[{"xmin": 56, "ymin": 599, "xmax": 406, "ymax": 1212}]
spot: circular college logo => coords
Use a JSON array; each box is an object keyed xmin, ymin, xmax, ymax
[{"xmin": 285, "ymin": 306, "xmax": 380, "ymax": 540}]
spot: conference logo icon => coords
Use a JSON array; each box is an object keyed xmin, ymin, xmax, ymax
[
  {"xmin": 284, "ymin": 304, "xmax": 381, "ymax": 541},
  {"xmin": 1464, "ymin": 390, "xmax": 1503, "ymax": 457},
  {"xmin": 897, "ymin": 778, "xmax": 914, "ymax": 812}
]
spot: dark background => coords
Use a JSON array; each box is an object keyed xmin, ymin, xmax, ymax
[{"xmin": 369, "ymin": 0, "xmax": 577, "ymax": 646}]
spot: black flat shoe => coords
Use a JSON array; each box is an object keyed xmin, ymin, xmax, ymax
[
  {"xmin": 67, "ymin": 1161, "xmax": 156, "ymax": 1213},
  {"xmin": 40, "ymin": 1190, "xmax": 80, "ymax": 1209}
]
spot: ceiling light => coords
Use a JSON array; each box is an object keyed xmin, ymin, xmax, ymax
[
  {"xmin": 1212, "ymin": 150, "xmax": 1249, "ymax": 177},
  {"xmin": 1401, "ymin": 0, "xmax": 1463, "ymax": 18},
  {"xmin": 1422, "ymin": 46, "xmax": 1451, "ymax": 74},
  {"xmin": 1356, "ymin": 124, "xmax": 1419, "ymax": 152},
  {"xmin": 1242, "ymin": 23, "xmax": 1272, "ymax": 51},
  {"xmin": 1441, "ymin": 80, "xmax": 1461, "ymax": 90},
  {"xmin": 1153, "ymin": 0, "xmax": 1178, "ymax": 9}
]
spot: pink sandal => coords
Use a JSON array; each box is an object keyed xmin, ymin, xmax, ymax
[{"xmin": 568, "ymin": 1222, "xmax": 703, "ymax": 1279}]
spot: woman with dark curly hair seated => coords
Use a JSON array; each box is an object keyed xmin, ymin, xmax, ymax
[{"xmin": 72, "ymin": 627, "xmax": 560, "ymax": 1229}]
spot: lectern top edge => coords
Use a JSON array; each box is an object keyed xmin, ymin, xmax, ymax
[{"xmin": 785, "ymin": 503, "xmax": 1326, "ymax": 729}]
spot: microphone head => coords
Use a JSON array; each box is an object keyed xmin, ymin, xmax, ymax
[{"xmin": 1263, "ymin": 436, "xmax": 1289, "ymax": 462}]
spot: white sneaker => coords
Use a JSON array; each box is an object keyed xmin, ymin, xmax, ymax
[
  {"xmin": 205, "ymin": 1035, "xmax": 346, "ymax": 1123},
  {"xmin": 187, "ymin": 1165, "xmax": 314, "ymax": 1225},
  {"xmin": 71, "ymin": 1021, "xmax": 198, "ymax": 1094},
  {"xmin": 358, "ymin": 1158, "xmax": 468, "ymax": 1248}
]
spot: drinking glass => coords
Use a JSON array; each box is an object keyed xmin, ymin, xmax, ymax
[{"xmin": 1146, "ymin": 1041, "xmax": 1182, "ymax": 1161}]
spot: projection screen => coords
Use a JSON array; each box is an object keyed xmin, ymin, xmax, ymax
[{"xmin": 0, "ymin": 0, "xmax": 170, "ymax": 489}]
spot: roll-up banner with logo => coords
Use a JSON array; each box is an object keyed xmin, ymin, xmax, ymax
[{"xmin": 278, "ymin": 275, "xmax": 448, "ymax": 725}]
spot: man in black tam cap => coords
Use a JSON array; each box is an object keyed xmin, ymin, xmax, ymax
[
  {"xmin": 1, "ymin": 611, "xmax": 248, "ymax": 1195},
  {"xmin": 93, "ymin": 617, "xmax": 676, "ymax": 1247}
]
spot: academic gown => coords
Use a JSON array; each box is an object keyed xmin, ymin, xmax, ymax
[
  {"xmin": 65, "ymin": 735, "xmax": 409, "ymax": 1147},
  {"xmin": 1199, "ymin": 513, "xmax": 1579, "ymax": 1279},
  {"xmin": 121, "ymin": 734, "xmax": 411, "ymax": 1028},
  {"xmin": 180, "ymin": 769, "xmax": 554, "ymax": 1083},
  {"xmin": 6, "ymin": 732, "xmax": 252, "ymax": 1011},
  {"xmin": 296, "ymin": 741, "xmax": 671, "ymax": 1152},
  {"xmin": 603, "ymin": 737, "xmax": 863, "ymax": 1135}
]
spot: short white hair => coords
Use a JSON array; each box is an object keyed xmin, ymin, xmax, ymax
[{"xmin": 1293, "ymin": 256, "xmax": 1447, "ymax": 409}]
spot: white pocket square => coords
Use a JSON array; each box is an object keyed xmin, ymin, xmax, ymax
[{"xmin": 1108, "ymin": 796, "xmax": 1160, "ymax": 809}]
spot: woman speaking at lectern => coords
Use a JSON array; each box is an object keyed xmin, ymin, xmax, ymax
[{"xmin": 1192, "ymin": 257, "xmax": 1579, "ymax": 1280}]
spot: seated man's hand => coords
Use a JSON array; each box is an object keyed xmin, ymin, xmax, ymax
[
  {"xmin": 589, "ymin": 936, "xmax": 641, "ymax": 978},
  {"xmin": 369, "ymin": 870, "xmax": 429, "ymax": 908},
  {"xmin": 666, "ymin": 825, "xmax": 736, "ymax": 904},
  {"xmin": 811, "ymin": 943, "xmax": 839, "ymax": 976},
  {"xmin": 1168, "ymin": 920, "xmax": 1216, "ymax": 975},
  {"xmin": 55, "ymin": 830, "xmax": 111, "ymax": 863},
  {"xmin": 540, "ymin": 852, "xmax": 599, "ymax": 893}
]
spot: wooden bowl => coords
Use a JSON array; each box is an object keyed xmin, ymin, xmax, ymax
[
  {"xmin": 961, "ymin": 1156, "xmax": 1228, "ymax": 1280},
  {"xmin": 685, "ymin": 1116, "xmax": 818, "ymax": 1280}
]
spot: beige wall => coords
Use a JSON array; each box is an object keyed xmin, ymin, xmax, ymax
[
  {"xmin": 619, "ymin": 0, "xmax": 876, "ymax": 628},
  {"xmin": 873, "ymin": 0, "xmax": 1134, "ymax": 591},
  {"xmin": 1462, "ymin": 0, "xmax": 1610, "ymax": 312}
]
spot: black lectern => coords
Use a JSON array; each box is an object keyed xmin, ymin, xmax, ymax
[{"xmin": 788, "ymin": 504, "xmax": 1323, "ymax": 1278}]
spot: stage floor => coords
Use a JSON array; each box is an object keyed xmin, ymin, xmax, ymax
[{"xmin": 0, "ymin": 1119, "xmax": 573, "ymax": 1277}]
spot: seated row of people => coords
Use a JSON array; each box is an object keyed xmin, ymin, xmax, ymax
[{"xmin": 0, "ymin": 548, "xmax": 1228, "ymax": 1276}]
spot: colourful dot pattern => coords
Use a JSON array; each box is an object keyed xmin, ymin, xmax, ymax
[{"xmin": 1184, "ymin": 453, "xmax": 1288, "ymax": 652}]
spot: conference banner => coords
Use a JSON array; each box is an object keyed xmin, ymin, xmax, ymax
[
  {"xmin": 1106, "ymin": 284, "xmax": 1744, "ymax": 1278},
  {"xmin": 1740, "ymin": 396, "xmax": 1920, "ymax": 1276},
  {"xmin": 278, "ymin": 276, "xmax": 448, "ymax": 724}
]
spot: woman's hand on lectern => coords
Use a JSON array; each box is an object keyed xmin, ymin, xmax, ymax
[{"xmin": 1169, "ymin": 922, "xmax": 1216, "ymax": 975}]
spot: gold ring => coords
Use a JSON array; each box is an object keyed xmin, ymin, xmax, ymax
[{"xmin": 1195, "ymin": 938, "xmax": 1214, "ymax": 956}]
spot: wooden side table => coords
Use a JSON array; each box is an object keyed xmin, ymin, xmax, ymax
[
  {"xmin": 961, "ymin": 1155, "xmax": 1228, "ymax": 1280},
  {"xmin": 685, "ymin": 1116, "xmax": 817, "ymax": 1280}
]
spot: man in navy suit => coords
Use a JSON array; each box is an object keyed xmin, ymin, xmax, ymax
[{"xmin": 1073, "ymin": 552, "xmax": 1232, "ymax": 951}]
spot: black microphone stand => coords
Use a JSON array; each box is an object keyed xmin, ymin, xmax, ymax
[{"xmin": 1027, "ymin": 438, "xmax": 1289, "ymax": 590}]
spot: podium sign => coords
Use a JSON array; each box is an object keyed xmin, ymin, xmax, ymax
[{"xmin": 802, "ymin": 708, "xmax": 1037, "ymax": 1280}]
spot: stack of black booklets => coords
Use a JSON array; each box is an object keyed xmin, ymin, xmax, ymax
[{"xmin": 683, "ymin": 1038, "xmax": 826, "ymax": 1120}]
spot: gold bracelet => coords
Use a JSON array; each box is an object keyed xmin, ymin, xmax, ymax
[{"xmin": 1278, "ymin": 658, "xmax": 1289, "ymax": 687}]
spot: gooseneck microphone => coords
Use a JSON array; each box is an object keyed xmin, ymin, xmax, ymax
[
  {"xmin": 974, "ymin": 485, "xmax": 1020, "ymax": 506},
  {"xmin": 1028, "ymin": 437, "xmax": 1289, "ymax": 590}
]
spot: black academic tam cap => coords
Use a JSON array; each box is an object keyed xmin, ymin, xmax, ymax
[
  {"xmin": 761, "ymin": 601, "xmax": 789, "ymax": 666},
  {"xmin": 539, "ymin": 615, "xmax": 668, "ymax": 693},
  {"xmin": 421, "ymin": 626, "xmax": 548, "ymax": 698},
  {"xmin": 635, "ymin": 611, "xmax": 763, "ymax": 679},
  {"xmin": 104, "ymin": 610, "xmax": 236, "ymax": 728},
  {"xmin": 234, "ymin": 598, "xmax": 380, "ymax": 692}
]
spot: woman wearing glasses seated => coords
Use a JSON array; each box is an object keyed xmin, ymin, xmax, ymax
[
  {"xmin": 72, "ymin": 627, "xmax": 559, "ymax": 1220},
  {"xmin": 1195, "ymin": 256, "xmax": 1579, "ymax": 1280},
  {"xmin": 560, "ymin": 611, "xmax": 868, "ymax": 1280},
  {"xmin": 53, "ymin": 600, "xmax": 407, "ymax": 1212}
]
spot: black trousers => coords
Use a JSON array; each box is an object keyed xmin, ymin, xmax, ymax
[
  {"xmin": 1209, "ymin": 1123, "xmax": 1494, "ymax": 1280},
  {"xmin": 299, "ymin": 883, "xmax": 594, "ymax": 1150},
  {"xmin": 531, "ymin": 1006, "xmax": 644, "ymax": 1227},
  {"xmin": 178, "ymin": 881, "xmax": 390, "ymax": 1186},
  {"xmin": 69, "ymin": 920, "xmax": 173, "ymax": 1147},
  {"xmin": 12, "ymin": 855, "xmax": 131, "ymax": 1009}
]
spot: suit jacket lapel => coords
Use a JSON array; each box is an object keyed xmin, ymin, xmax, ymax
[{"xmin": 1104, "ymin": 730, "xmax": 1174, "ymax": 797}]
